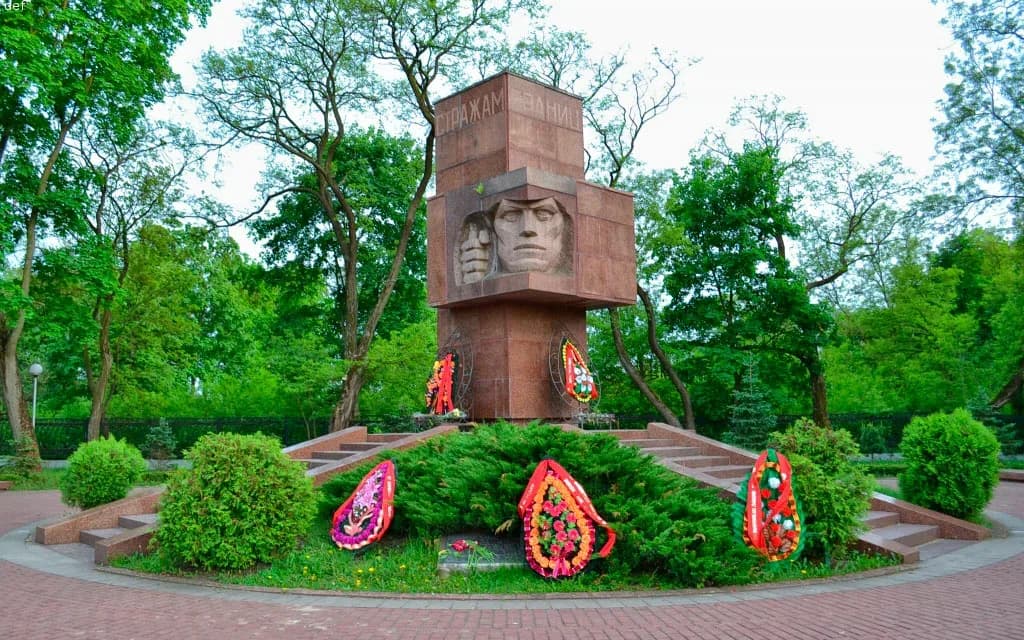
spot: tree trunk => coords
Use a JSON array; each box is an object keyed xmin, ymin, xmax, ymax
[
  {"xmin": 991, "ymin": 356, "xmax": 1024, "ymax": 411},
  {"xmin": 0, "ymin": 325, "xmax": 40, "ymax": 468},
  {"xmin": 805, "ymin": 352, "xmax": 831, "ymax": 429},
  {"xmin": 608, "ymin": 307, "xmax": 682, "ymax": 428},
  {"xmin": 636, "ymin": 285, "xmax": 695, "ymax": 429},
  {"xmin": 330, "ymin": 362, "xmax": 367, "ymax": 432},
  {"xmin": 86, "ymin": 307, "xmax": 115, "ymax": 441}
]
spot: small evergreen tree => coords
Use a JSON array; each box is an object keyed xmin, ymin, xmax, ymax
[
  {"xmin": 968, "ymin": 389, "xmax": 1022, "ymax": 455},
  {"xmin": 724, "ymin": 358, "xmax": 777, "ymax": 451},
  {"xmin": 142, "ymin": 418, "xmax": 178, "ymax": 469}
]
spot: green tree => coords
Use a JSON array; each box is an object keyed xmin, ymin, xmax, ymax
[
  {"xmin": 250, "ymin": 127, "xmax": 429, "ymax": 360},
  {"xmin": 724, "ymin": 357, "xmax": 776, "ymax": 451},
  {"xmin": 74, "ymin": 122, "xmax": 195, "ymax": 437},
  {"xmin": 934, "ymin": 0, "xmax": 1023, "ymax": 219},
  {"xmin": 0, "ymin": 0, "xmax": 211, "ymax": 461},
  {"xmin": 689, "ymin": 97, "xmax": 923, "ymax": 426},
  {"xmin": 359, "ymin": 313, "xmax": 437, "ymax": 416},
  {"xmin": 659, "ymin": 146, "xmax": 832, "ymax": 425}
]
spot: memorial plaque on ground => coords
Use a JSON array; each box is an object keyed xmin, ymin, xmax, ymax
[{"xmin": 436, "ymin": 533, "xmax": 524, "ymax": 577}]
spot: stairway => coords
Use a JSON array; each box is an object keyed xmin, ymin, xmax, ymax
[
  {"xmin": 290, "ymin": 432, "xmax": 409, "ymax": 472},
  {"xmin": 596, "ymin": 423, "xmax": 990, "ymax": 564},
  {"xmin": 80, "ymin": 512, "xmax": 160, "ymax": 564},
  {"xmin": 283, "ymin": 425, "xmax": 458, "ymax": 486}
]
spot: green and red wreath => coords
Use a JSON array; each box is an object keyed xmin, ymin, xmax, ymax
[
  {"xmin": 732, "ymin": 449, "xmax": 804, "ymax": 562},
  {"xmin": 561, "ymin": 338, "xmax": 598, "ymax": 403}
]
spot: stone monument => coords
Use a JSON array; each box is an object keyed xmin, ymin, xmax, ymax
[{"xmin": 428, "ymin": 72, "xmax": 636, "ymax": 421}]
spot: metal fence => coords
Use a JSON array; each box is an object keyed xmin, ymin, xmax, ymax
[{"xmin": 1, "ymin": 412, "xmax": 1021, "ymax": 460}]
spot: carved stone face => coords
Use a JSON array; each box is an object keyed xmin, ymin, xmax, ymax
[{"xmin": 492, "ymin": 197, "xmax": 566, "ymax": 273}]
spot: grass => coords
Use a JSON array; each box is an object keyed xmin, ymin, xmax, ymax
[
  {"xmin": 112, "ymin": 517, "xmax": 900, "ymax": 594},
  {"xmin": 0, "ymin": 468, "xmax": 179, "ymax": 491}
]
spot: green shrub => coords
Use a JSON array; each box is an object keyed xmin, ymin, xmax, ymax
[
  {"xmin": 968, "ymin": 392, "xmax": 1023, "ymax": 456},
  {"xmin": 320, "ymin": 422, "xmax": 761, "ymax": 588},
  {"xmin": 768, "ymin": 419, "xmax": 872, "ymax": 560},
  {"xmin": 153, "ymin": 432, "xmax": 316, "ymax": 571},
  {"xmin": 898, "ymin": 409, "xmax": 1000, "ymax": 520},
  {"xmin": 142, "ymin": 419, "xmax": 178, "ymax": 466},
  {"xmin": 857, "ymin": 422, "xmax": 889, "ymax": 457},
  {"xmin": 59, "ymin": 436, "xmax": 147, "ymax": 509}
]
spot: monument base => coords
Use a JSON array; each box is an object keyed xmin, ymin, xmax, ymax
[{"xmin": 439, "ymin": 302, "xmax": 586, "ymax": 421}]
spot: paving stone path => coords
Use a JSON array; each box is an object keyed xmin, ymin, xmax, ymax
[{"xmin": 2, "ymin": 484, "xmax": 1022, "ymax": 640}]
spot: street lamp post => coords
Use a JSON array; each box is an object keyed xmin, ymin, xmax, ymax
[{"xmin": 29, "ymin": 363, "xmax": 42, "ymax": 430}]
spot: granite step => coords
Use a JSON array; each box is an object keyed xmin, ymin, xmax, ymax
[
  {"xmin": 333, "ymin": 442, "xmax": 383, "ymax": 452},
  {"xmin": 637, "ymin": 446, "xmax": 702, "ymax": 458},
  {"xmin": 79, "ymin": 527, "xmax": 128, "ymax": 546},
  {"xmin": 870, "ymin": 523, "xmax": 940, "ymax": 548},
  {"xmin": 617, "ymin": 438, "xmax": 679, "ymax": 449},
  {"xmin": 298, "ymin": 458, "xmax": 331, "ymax": 469},
  {"xmin": 674, "ymin": 455, "xmax": 732, "ymax": 469},
  {"xmin": 312, "ymin": 450, "xmax": 364, "ymax": 460},
  {"xmin": 696, "ymin": 464, "xmax": 752, "ymax": 481},
  {"xmin": 367, "ymin": 433, "xmax": 413, "ymax": 443},
  {"xmin": 74, "ymin": 511, "xmax": 159, "ymax": 548},
  {"xmin": 863, "ymin": 510, "xmax": 901, "ymax": 529},
  {"xmin": 119, "ymin": 513, "xmax": 158, "ymax": 528}
]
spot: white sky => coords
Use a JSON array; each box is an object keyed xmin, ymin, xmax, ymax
[{"xmin": 170, "ymin": 0, "xmax": 954, "ymax": 251}]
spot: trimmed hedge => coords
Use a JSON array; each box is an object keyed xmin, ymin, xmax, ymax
[
  {"xmin": 899, "ymin": 409, "xmax": 1000, "ymax": 520},
  {"xmin": 153, "ymin": 433, "xmax": 316, "ymax": 571},
  {"xmin": 59, "ymin": 436, "xmax": 147, "ymax": 509}
]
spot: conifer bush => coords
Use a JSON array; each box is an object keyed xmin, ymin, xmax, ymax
[
  {"xmin": 59, "ymin": 436, "xmax": 147, "ymax": 509},
  {"xmin": 154, "ymin": 433, "xmax": 316, "ymax": 571},
  {"xmin": 320, "ymin": 423, "xmax": 761, "ymax": 587},
  {"xmin": 899, "ymin": 409, "xmax": 1000, "ymax": 520},
  {"xmin": 723, "ymin": 358, "xmax": 777, "ymax": 451},
  {"xmin": 142, "ymin": 418, "xmax": 178, "ymax": 462},
  {"xmin": 768, "ymin": 419, "xmax": 872, "ymax": 560}
]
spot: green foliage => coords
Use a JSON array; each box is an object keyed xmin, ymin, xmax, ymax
[
  {"xmin": 59, "ymin": 436, "xmax": 147, "ymax": 509},
  {"xmin": 856, "ymin": 422, "xmax": 890, "ymax": 457},
  {"xmin": 142, "ymin": 419, "xmax": 178, "ymax": 461},
  {"xmin": 898, "ymin": 409, "xmax": 1000, "ymax": 519},
  {"xmin": 724, "ymin": 358, "xmax": 776, "ymax": 451},
  {"xmin": 934, "ymin": 0, "xmax": 1024, "ymax": 219},
  {"xmin": 153, "ymin": 433, "xmax": 316, "ymax": 571},
  {"xmin": 360, "ymin": 314, "xmax": 437, "ymax": 416},
  {"xmin": 768, "ymin": 419, "xmax": 872, "ymax": 560},
  {"xmin": 826, "ymin": 230, "xmax": 1024, "ymax": 416},
  {"xmin": 321, "ymin": 423, "xmax": 761, "ymax": 588},
  {"xmin": 968, "ymin": 390, "xmax": 1023, "ymax": 455}
]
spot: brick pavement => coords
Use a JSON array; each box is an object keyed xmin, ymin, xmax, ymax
[{"xmin": 1, "ymin": 484, "xmax": 1022, "ymax": 640}]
